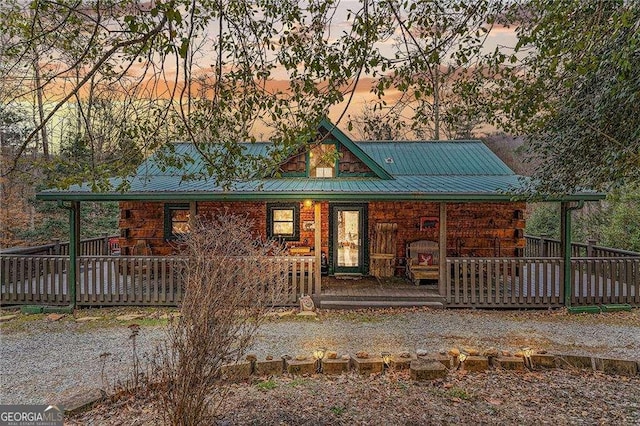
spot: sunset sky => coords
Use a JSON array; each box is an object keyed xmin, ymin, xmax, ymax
[
  {"xmin": 136, "ymin": 3, "xmax": 518, "ymax": 138},
  {"xmin": 29, "ymin": 2, "xmax": 518, "ymax": 144}
]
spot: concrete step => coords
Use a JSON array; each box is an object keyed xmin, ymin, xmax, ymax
[
  {"xmin": 320, "ymin": 300, "xmax": 445, "ymax": 310},
  {"xmin": 333, "ymin": 273, "xmax": 364, "ymax": 279},
  {"xmin": 320, "ymin": 294, "xmax": 445, "ymax": 303}
]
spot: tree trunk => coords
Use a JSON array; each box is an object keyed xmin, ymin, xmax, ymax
[
  {"xmin": 33, "ymin": 51, "xmax": 49, "ymax": 159},
  {"xmin": 433, "ymin": 64, "xmax": 440, "ymax": 140}
]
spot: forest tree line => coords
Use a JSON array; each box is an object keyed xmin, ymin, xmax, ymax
[{"xmin": 1, "ymin": 0, "xmax": 638, "ymax": 250}]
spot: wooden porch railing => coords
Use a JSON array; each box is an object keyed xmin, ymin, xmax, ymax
[
  {"xmin": 3, "ymin": 252, "xmax": 635, "ymax": 308},
  {"xmin": 0, "ymin": 256, "xmax": 70, "ymax": 305},
  {"xmin": 525, "ymin": 235, "xmax": 640, "ymax": 258},
  {"xmin": 1, "ymin": 255, "xmax": 317, "ymax": 307},
  {"xmin": 446, "ymin": 256, "xmax": 639, "ymax": 307},
  {"xmin": 75, "ymin": 256, "xmax": 186, "ymax": 306},
  {"xmin": 0, "ymin": 234, "xmax": 118, "ymax": 256},
  {"xmin": 446, "ymin": 257, "xmax": 564, "ymax": 308},
  {"xmin": 571, "ymin": 257, "xmax": 639, "ymax": 306}
]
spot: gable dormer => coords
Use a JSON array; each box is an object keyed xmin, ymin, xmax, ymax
[{"xmin": 278, "ymin": 119, "xmax": 393, "ymax": 179}]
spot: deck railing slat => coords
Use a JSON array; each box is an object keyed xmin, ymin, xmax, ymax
[
  {"xmin": 632, "ymin": 260, "xmax": 636, "ymax": 303},
  {"xmin": 614, "ymin": 259, "xmax": 621, "ymax": 303},
  {"xmin": 12, "ymin": 257, "xmax": 19, "ymax": 302},
  {"xmin": 477, "ymin": 260, "xmax": 484, "ymax": 304},
  {"xmin": 471, "ymin": 260, "xmax": 477, "ymax": 304},
  {"xmin": 454, "ymin": 261, "xmax": 460, "ymax": 304},
  {"xmin": 168, "ymin": 259, "xmax": 175, "ymax": 304},
  {"xmin": 42, "ymin": 258, "xmax": 49, "ymax": 304},
  {"xmin": 160, "ymin": 258, "xmax": 166, "ymax": 304},
  {"xmin": 583, "ymin": 262, "xmax": 595, "ymax": 305},
  {"xmin": 27, "ymin": 260, "xmax": 33, "ymax": 303},
  {"xmin": 568, "ymin": 257, "xmax": 640, "ymax": 306},
  {"xmin": 34, "ymin": 258, "xmax": 41, "ymax": 303},
  {"xmin": 446, "ymin": 257, "xmax": 570, "ymax": 308},
  {"xmin": 3, "ymin": 254, "xmax": 638, "ymax": 308}
]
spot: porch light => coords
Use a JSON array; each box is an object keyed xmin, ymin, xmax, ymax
[
  {"xmin": 313, "ymin": 347, "xmax": 326, "ymax": 360},
  {"xmin": 303, "ymin": 199, "xmax": 313, "ymax": 208}
]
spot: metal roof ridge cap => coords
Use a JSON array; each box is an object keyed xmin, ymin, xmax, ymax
[
  {"xmin": 355, "ymin": 139, "xmax": 482, "ymax": 144},
  {"xmin": 393, "ymin": 173, "xmax": 518, "ymax": 176}
]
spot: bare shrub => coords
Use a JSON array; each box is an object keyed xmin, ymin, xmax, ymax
[{"xmin": 154, "ymin": 213, "xmax": 286, "ymax": 425}]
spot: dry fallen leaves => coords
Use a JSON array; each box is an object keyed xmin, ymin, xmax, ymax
[{"xmin": 67, "ymin": 369, "xmax": 640, "ymax": 426}]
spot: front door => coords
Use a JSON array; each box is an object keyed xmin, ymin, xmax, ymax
[{"xmin": 330, "ymin": 204, "xmax": 367, "ymax": 274}]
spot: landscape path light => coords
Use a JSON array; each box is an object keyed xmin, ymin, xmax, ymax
[
  {"xmin": 522, "ymin": 347, "xmax": 533, "ymax": 369},
  {"xmin": 457, "ymin": 351, "xmax": 469, "ymax": 370},
  {"xmin": 381, "ymin": 352, "xmax": 392, "ymax": 372},
  {"xmin": 313, "ymin": 347, "xmax": 326, "ymax": 373}
]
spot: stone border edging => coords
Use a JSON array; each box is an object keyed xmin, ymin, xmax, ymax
[
  {"xmin": 220, "ymin": 351, "xmax": 640, "ymax": 382},
  {"xmin": 58, "ymin": 351, "xmax": 640, "ymax": 418},
  {"xmin": 54, "ymin": 388, "xmax": 106, "ymax": 416}
]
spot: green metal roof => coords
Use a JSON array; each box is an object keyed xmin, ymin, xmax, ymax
[
  {"xmin": 130, "ymin": 139, "xmax": 514, "ymax": 178},
  {"xmin": 358, "ymin": 141, "xmax": 515, "ymax": 176},
  {"xmin": 137, "ymin": 142, "xmax": 272, "ymax": 176},
  {"xmin": 37, "ymin": 124, "xmax": 604, "ymax": 202},
  {"xmin": 42, "ymin": 174, "xmax": 522, "ymax": 196}
]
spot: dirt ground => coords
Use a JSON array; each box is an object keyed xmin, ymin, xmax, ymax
[
  {"xmin": 2, "ymin": 306, "xmax": 639, "ymax": 425},
  {"xmin": 67, "ymin": 368, "xmax": 640, "ymax": 425}
]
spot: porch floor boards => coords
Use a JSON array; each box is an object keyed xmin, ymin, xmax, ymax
[{"xmin": 320, "ymin": 276, "xmax": 445, "ymax": 309}]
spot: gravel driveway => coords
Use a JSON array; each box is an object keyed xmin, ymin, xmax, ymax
[{"xmin": 1, "ymin": 308, "xmax": 639, "ymax": 405}]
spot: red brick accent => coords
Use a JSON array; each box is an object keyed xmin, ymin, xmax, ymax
[
  {"xmin": 118, "ymin": 201, "xmax": 266, "ymax": 256},
  {"xmin": 446, "ymin": 202, "xmax": 526, "ymax": 257},
  {"xmin": 119, "ymin": 201, "xmax": 166, "ymax": 255}
]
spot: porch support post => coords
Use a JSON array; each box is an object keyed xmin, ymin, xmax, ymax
[
  {"xmin": 314, "ymin": 202, "xmax": 322, "ymax": 295},
  {"xmin": 189, "ymin": 201, "xmax": 197, "ymax": 227},
  {"xmin": 561, "ymin": 201, "xmax": 584, "ymax": 307},
  {"xmin": 68, "ymin": 201, "xmax": 80, "ymax": 309},
  {"xmin": 73, "ymin": 201, "xmax": 81, "ymax": 256},
  {"xmin": 438, "ymin": 202, "xmax": 447, "ymax": 296}
]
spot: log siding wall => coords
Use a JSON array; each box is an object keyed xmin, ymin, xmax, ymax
[
  {"xmin": 118, "ymin": 201, "xmax": 525, "ymax": 260},
  {"xmin": 368, "ymin": 201, "xmax": 526, "ymax": 260},
  {"xmin": 119, "ymin": 201, "xmax": 331, "ymax": 256}
]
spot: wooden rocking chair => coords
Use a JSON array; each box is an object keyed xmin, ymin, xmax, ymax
[
  {"xmin": 133, "ymin": 240, "xmax": 153, "ymax": 256},
  {"xmin": 132, "ymin": 240, "xmax": 153, "ymax": 276},
  {"xmin": 406, "ymin": 240, "xmax": 439, "ymax": 285}
]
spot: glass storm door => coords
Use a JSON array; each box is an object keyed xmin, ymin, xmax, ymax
[{"xmin": 331, "ymin": 204, "xmax": 367, "ymax": 274}]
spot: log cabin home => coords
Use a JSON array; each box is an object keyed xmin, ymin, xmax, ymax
[
  {"xmin": 113, "ymin": 119, "xmax": 526, "ymax": 274},
  {"xmin": 36, "ymin": 119, "xmax": 609, "ymax": 308}
]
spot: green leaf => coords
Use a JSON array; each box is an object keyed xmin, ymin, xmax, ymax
[{"xmin": 178, "ymin": 38, "xmax": 189, "ymax": 58}]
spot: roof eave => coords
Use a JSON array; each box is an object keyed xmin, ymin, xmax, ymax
[{"xmin": 35, "ymin": 190, "xmax": 606, "ymax": 203}]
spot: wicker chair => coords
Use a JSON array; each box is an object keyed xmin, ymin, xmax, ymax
[{"xmin": 406, "ymin": 240, "xmax": 439, "ymax": 285}]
